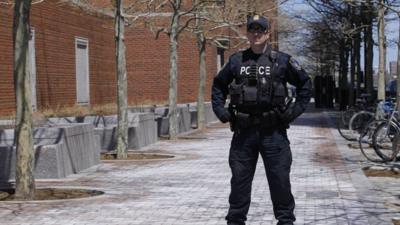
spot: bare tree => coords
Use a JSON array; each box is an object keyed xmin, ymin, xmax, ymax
[
  {"xmin": 70, "ymin": 0, "xmax": 128, "ymax": 158},
  {"xmin": 193, "ymin": 1, "xmax": 207, "ymax": 130},
  {"xmin": 167, "ymin": 0, "xmax": 181, "ymax": 139},
  {"xmin": 380, "ymin": 2, "xmax": 400, "ymax": 110},
  {"xmin": 136, "ymin": 0, "xmax": 207, "ymax": 139},
  {"xmin": 13, "ymin": 0, "xmax": 35, "ymax": 200},
  {"xmin": 302, "ymin": 0, "xmax": 400, "ymax": 108},
  {"xmin": 191, "ymin": 0, "xmax": 243, "ymax": 130},
  {"xmin": 115, "ymin": 0, "xmax": 128, "ymax": 159},
  {"xmin": 303, "ymin": 0, "xmax": 354, "ymax": 108},
  {"xmin": 397, "ymin": 13, "xmax": 400, "ymax": 110},
  {"xmin": 377, "ymin": 0, "xmax": 386, "ymax": 101}
]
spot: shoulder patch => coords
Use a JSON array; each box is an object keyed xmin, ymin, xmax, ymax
[
  {"xmin": 270, "ymin": 50, "xmax": 277, "ymax": 60},
  {"xmin": 289, "ymin": 57, "xmax": 302, "ymax": 71}
]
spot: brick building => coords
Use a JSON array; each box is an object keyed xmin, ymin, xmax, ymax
[{"xmin": 0, "ymin": 0, "xmax": 277, "ymax": 117}]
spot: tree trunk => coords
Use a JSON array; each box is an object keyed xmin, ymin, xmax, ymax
[
  {"xmin": 349, "ymin": 5, "xmax": 355, "ymax": 106},
  {"xmin": 339, "ymin": 40, "xmax": 349, "ymax": 110},
  {"xmin": 350, "ymin": 42, "xmax": 355, "ymax": 106},
  {"xmin": 168, "ymin": 6, "xmax": 180, "ymax": 139},
  {"xmin": 13, "ymin": 0, "xmax": 35, "ymax": 200},
  {"xmin": 115, "ymin": 0, "xmax": 128, "ymax": 159},
  {"xmin": 377, "ymin": 0, "xmax": 386, "ymax": 101},
  {"xmin": 354, "ymin": 27, "xmax": 361, "ymax": 99},
  {"xmin": 196, "ymin": 31, "xmax": 206, "ymax": 130},
  {"xmin": 363, "ymin": 0, "xmax": 374, "ymax": 97},
  {"xmin": 396, "ymin": 14, "xmax": 400, "ymax": 111}
]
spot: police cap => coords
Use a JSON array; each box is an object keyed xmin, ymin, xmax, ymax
[{"xmin": 247, "ymin": 15, "xmax": 269, "ymax": 31}]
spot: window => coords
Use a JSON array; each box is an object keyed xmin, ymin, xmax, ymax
[
  {"xmin": 28, "ymin": 27, "xmax": 37, "ymax": 111},
  {"xmin": 75, "ymin": 37, "xmax": 90, "ymax": 105}
]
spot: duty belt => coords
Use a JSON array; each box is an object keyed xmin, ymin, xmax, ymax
[{"xmin": 233, "ymin": 110, "xmax": 279, "ymax": 129}]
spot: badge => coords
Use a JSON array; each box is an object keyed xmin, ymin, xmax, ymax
[{"xmin": 289, "ymin": 57, "xmax": 302, "ymax": 71}]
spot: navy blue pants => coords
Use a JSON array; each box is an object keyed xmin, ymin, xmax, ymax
[{"xmin": 226, "ymin": 127, "xmax": 295, "ymax": 225}]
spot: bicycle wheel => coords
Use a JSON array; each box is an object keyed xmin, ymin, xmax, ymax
[
  {"xmin": 359, "ymin": 120, "xmax": 386, "ymax": 162},
  {"xmin": 372, "ymin": 120, "xmax": 400, "ymax": 162},
  {"xmin": 337, "ymin": 109, "xmax": 358, "ymax": 141},
  {"xmin": 349, "ymin": 111, "xmax": 375, "ymax": 136},
  {"xmin": 391, "ymin": 132, "xmax": 400, "ymax": 162}
]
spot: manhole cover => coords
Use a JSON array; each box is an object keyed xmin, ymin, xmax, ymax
[
  {"xmin": 101, "ymin": 152, "xmax": 175, "ymax": 161},
  {"xmin": 306, "ymin": 190, "xmax": 338, "ymax": 199},
  {"xmin": 0, "ymin": 188, "xmax": 104, "ymax": 201}
]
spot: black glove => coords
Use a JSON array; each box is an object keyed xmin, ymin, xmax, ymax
[
  {"xmin": 275, "ymin": 102, "xmax": 296, "ymax": 124},
  {"xmin": 218, "ymin": 109, "xmax": 232, "ymax": 123}
]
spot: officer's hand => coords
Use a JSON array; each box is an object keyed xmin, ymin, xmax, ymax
[
  {"xmin": 276, "ymin": 102, "xmax": 296, "ymax": 124},
  {"xmin": 219, "ymin": 109, "xmax": 232, "ymax": 123}
]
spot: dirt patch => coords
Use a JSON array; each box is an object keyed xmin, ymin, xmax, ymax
[
  {"xmin": 101, "ymin": 152, "xmax": 175, "ymax": 161},
  {"xmin": 392, "ymin": 218, "xmax": 400, "ymax": 225},
  {"xmin": 348, "ymin": 143, "xmax": 362, "ymax": 149},
  {"xmin": 313, "ymin": 116, "xmax": 344, "ymax": 170},
  {"xmin": 0, "ymin": 188, "xmax": 104, "ymax": 201},
  {"xmin": 363, "ymin": 166, "xmax": 400, "ymax": 178}
]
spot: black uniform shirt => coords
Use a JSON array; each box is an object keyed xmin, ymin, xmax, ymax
[{"xmin": 211, "ymin": 45, "xmax": 312, "ymax": 124}]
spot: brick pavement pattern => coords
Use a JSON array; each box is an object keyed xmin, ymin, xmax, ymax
[{"xmin": 0, "ymin": 110, "xmax": 398, "ymax": 225}]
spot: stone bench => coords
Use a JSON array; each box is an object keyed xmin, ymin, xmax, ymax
[
  {"xmin": 188, "ymin": 102, "xmax": 219, "ymax": 128},
  {"xmin": 47, "ymin": 112, "xmax": 158, "ymax": 151},
  {"xmin": 154, "ymin": 105, "xmax": 191, "ymax": 137},
  {"xmin": 0, "ymin": 124, "xmax": 100, "ymax": 181}
]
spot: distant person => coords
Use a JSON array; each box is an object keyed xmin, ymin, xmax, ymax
[
  {"xmin": 211, "ymin": 14, "xmax": 312, "ymax": 225},
  {"xmin": 386, "ymin": 79, "xmax": 397, "ymax": 98}
]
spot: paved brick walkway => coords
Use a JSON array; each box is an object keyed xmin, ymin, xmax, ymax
[{"xmin": 0, "ymin": 110, "xmax": 398, "ymax": 225}]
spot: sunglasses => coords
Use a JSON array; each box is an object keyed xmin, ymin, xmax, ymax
[{"xmin": 247, "ymin": 26, "xmax": 267, "ymax": 34}]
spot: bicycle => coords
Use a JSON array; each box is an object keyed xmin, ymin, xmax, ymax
[
  {"xmin": 372, "ymin": 109, "xmax": 400, "ymax": 162},
  {"xmin": 337, "ymin": 94, "xmax": 373, "ymax": 141},
  {"xmin": 358, "ymin": 100, "xmax": 399, "ymax": 162}
]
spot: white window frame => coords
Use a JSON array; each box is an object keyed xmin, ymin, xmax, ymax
[
  {"xmin": 29, "ymin": 27, "xmax": 37, "ymax": 111},
  {"xmin": 74, "ymin": 37, "xmax": 90, "ymax": 105}
]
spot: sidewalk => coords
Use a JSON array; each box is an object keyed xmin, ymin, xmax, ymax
[{"xmin": 0, "ymin": 109, "xmax": 399, "ymax": 225}]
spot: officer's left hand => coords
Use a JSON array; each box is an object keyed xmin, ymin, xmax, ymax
[
  {"xmin": 277, "ymin": 102, "xmax": 296, "ymax": 124},
  {"xmin": 219, "ymin": 109, "xmax": 232, "ymax": 123}
]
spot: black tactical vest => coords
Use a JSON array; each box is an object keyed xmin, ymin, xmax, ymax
[{"xmin": 228, "ymin": 49, "xmax": 287, "ymax": 114}]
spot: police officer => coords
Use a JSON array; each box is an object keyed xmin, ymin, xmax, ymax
[{"xmin": 211, "ymin": 15, "xmax": 312, "ymax": 225}]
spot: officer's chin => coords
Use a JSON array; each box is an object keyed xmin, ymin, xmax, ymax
[{"xmin": 252, "ymin": 42, "xmax": 267, "ymax": 47}]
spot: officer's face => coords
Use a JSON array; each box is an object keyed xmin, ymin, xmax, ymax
[{"xmin": 246, "ymin": 24, "xmax": 270, "ymax": 46}]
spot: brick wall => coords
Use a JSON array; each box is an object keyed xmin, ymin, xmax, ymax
[
  {"xmin": 0, "ymin": 5, "xmax": 15, "ymax": 116},
  {"xmin": 0, "ymin": 1, "xmax": 277, "ymax": 117},
  {"xmin": 0, "ymin": 2, "xmax": 116, "ymax": 116},
  {"xmin": 125, "ymin": 29, "xmax": 218, "ymax": 105},
  {"xmin": 0, "ymin": 2, "xmax": 220, "ymax": 116}
]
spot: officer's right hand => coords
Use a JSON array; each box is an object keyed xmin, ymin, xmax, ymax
[{"xmin": 219, "ymin": 109, "xmax": 232, "ymax": 123}]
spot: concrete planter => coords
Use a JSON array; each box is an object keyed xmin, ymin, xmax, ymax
[
  {"xmin": 188, "ymin": 102, "xmax": 219, "ymax": 129},
  {"xmin": 0, "ymin": 124, "xmax": 100, "ymax": 181},
  {"xmin": 90, "ymin": 113, "xmax": 157, "ymax": 151},
  {"xmin": 154, "ymin": 105, "xmax": 192, "ymax": 137},
  {"xmin": 47, "ymin": 112, "xmax": 158, "ymax": 151}
]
